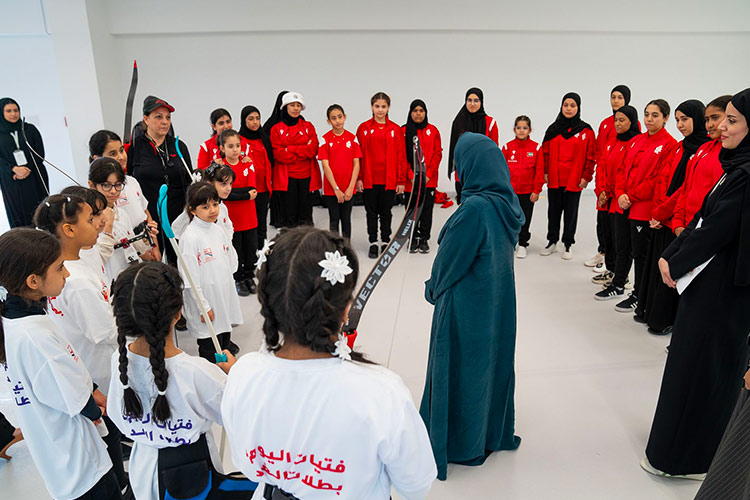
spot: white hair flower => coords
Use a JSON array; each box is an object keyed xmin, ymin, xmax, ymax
[
  {"xmin": 255, "ymin": 239, "xmax": 275, "ymax": 270},
  {"xmin": 334, "ymin": 334, "xmax": 352, "ymax": 361},
  {"xmin": 0, "ymin": 285, "xmax": 7, "ymax": 302},
  {"xmin": 318, "ymin": 250, "xmax": 352, "ymax": 286}
]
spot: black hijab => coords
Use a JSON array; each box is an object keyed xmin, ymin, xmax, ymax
[
  {"xmin": 280, "ymin": 104, "xmax": 300, "ymax": 127},
  {"xmin": 542, "ymin": 92, "xmax": 592, "ymax": 144},
  {"xmin": 404, "ymin": 99, "xmax": 428, "ymax": 165},
  {"xmin": 719, "ymin": 89, "xmax": 750, "ymax": 173},
  {"xmin": 611, "ymin": 85, "xmax": 632, "ymax": 113},
  {"xmin": 667, "ymin": 99, "xmax": 710, "ymax": 195},
  {"xmin": 239, "ymin": 105, "xmax": 274, "ymax": 167},
  {"xmin": 262, "ymin": 91, "xmax": 288, "ymax": 135},
  {"xmin": 449, "ymin": 87, "xmax": 487, "ymax": 177},
  {"xmin": 0, "ymin": 97, "xmax": 21, "ymax": 133},
  {"xmin": 615, "ymin": 105, "xmax": 640, "ymax": 142}
]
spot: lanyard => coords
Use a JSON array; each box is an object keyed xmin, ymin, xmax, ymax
[{"xmin": 10, "ymin": 131, "xmax": 21, "ymax": 150}]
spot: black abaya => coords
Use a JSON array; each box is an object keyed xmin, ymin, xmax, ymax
[
  {"xmin": 634, "ymin": 227, "xmax": 678, "ymax": 331},
  {"xmin": 0, "ymin": 122, "xmax": 48, "ymax": 228}
]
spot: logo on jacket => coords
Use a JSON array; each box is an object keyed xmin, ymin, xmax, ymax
[
  {"xmin": 391, "ymin": 130, "xmax": 395, "ymax": 138},
  {"xmin": 203, "ymin": 248, "xmax": 215, "ymax": 262},
  {"xmin": 244, "ymin": 168, "xmax": 249, "ymax": 177},
  {"xmin": 527, "ymin": 152, "xmax": 534, "ymax": 157},
  {"xmin": 582, "ymin": 132, "xmax": 587, "ymax": 140},
  {"xmin": 346, "ymin": 140, "xmax": 351, "ymax": 148},
  {"xmin": 654, "ymin": 145, "xmax": 663, "ymax": 154},
  {"xmin": 426, "ymin": 129, "xmax": 431, "ymax": 136}
]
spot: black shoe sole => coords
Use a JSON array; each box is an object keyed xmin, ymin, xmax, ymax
[{"xmin": 633, "ymin": 315, "xmax": 647, "ymax": 324}]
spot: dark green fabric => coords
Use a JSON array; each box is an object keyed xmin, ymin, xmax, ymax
[{"xmin": 420, "ymin": 133, "xmax": 523, "ymax": 480}]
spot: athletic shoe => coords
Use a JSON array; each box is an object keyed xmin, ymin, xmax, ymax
[
  {"xmin": 640, "ymin": 458, "xmax": 706, "ymax": 481},
  {"xmin": 592, "ymin": 261, "xmax": 606, "ymax": 273},
  {"xmin": 175, "ymin": 316, "xmax": 188, "ymax": 331},
  {"xmin": 246, "ymin": 279, "xmax": 257, "ymax": 295},
  {"xmin": 540, "ymin": 242, "xmax": 557, "ymax": 256},
  {"xmin": 368, "ymin": 244, "xmax": 378, "ymax": 259},
  {"xmin": 592, "ymin": 271, "xmax": 614, "ymax": 285},
  {"xmin": 633, "ymin": 314, "xmax": 647, "ymax": 324},
  {"xmin": 516, "ymin": 246, "xmax": 527, "ymax": 259},
  {"xmin": 648, "ymin": 326, "xmax": 673, "ymax": 336},
  {"xmin": 615, "ymin": 294, "xmax": 638, "ymax": 312},
  {"xmin": 585, "ymin": 252, "xmax": 605, "ymax": 267},
  {"xmin": 409, "ymin": 238, "xmax": 420, "ymax": 254},
  {"xmin": 418, "ymin": 240, "xmax": 430, "ymax": 254},
  {"xmin": 235, "ymin": 280, "xmax": 250, "ymax": 297},
  {"xmin": 594, "ymin": 285, "xmax": 624, "ymax": 301},
  {"xmin": 561, "ymin": 245, "xmax": 573, "ymax": 260},
  {"xmin": 228, "ymin": 341, "xmax": 240, "ymax": 356}
]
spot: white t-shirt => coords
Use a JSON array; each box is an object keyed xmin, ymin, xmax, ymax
[
  {"xmin": 178, "ymin": 216, "xmax": 242, "ymax": 339},
  {"xmin": 221, "ymin": 352, "xmax": 437, "ymax": 500},
  {"xmin": 116, "ymin": 174, "xmax": 149, "ymax": 228},
  {"xmin": 107, "ymin": 350, "xmax": 226, "ymax": 500},
  {"xmin": 3, "ymin": 314, "xmax": 111, "ymax": 500},
  {"xmin": 172, "ymin": 202, "xmax": 233, "ymax": 241},
  {"xmin": 48, "ymin": 258, "xmax": 118, "ymax": 393}
]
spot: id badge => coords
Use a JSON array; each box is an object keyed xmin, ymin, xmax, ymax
[{"xmin": 13, "ymin": 149, "xmax": 27, "ymax": 166}]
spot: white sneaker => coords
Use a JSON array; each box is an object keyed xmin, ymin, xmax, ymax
[
  {"xmin": 592, "ymin": 261, "xmax": 605, "ymax": 273},
  {"xmin": 539, "ymin": 243, "xmax": 557, "ymax": 256},
  {"xmin": 516, "ymin": 246, "xmax": 527, "ymax": 259},
  {"xmin": 640, "ymin": 458, "xmax": 706, "ymax": 481},
  {"xmin": 585, "ymin": 252, "xmax": 605, "ymax": 267},
  {"xmin": 561, "ymin": 245, "xmax": 573, "ymax": 260}
]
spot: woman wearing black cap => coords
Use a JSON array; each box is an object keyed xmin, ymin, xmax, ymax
[
  {"xmin": 239, "ymin": 105, "xmax": 274, "ymax": 247},
  {"xmin": 539, "ymin": 92, "xmax": 596, "ymax": 260},
  {"xmin": 0, "ymin": 97, "xmax": 49, "ymax": 228},
  {"xmin": 643, "ymin": 88, "xmax": 750, "ymax": 481},
  {"xmin": 634, "ymin": 99, "xmax": 710, "ymax": 334},
  {"xmin": 127, "ymin": 95, "xmax": 193, "ymax": 264},
  {"xmin": 448, "ymin": 88, "xmax": 499, "ymax": 204}
]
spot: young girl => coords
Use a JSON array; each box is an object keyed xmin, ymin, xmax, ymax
[
  {"xmin": 221, "ymin": 226, "xmax": 436, "ymax": 499},
  {"xmin": 319, "ymin": 104, "xmax": 362, "ymax": 239},
  {"xmin": 60, "ymin": 185, "xmax": 115, "ymax": 269},
  {"xmin": 0, "ymin": 227, "xmax": 121, "ymax": 499},
  {"xmin": 356, "ymin": 92, "xmax": 407, "ymax": 258},
  {"xmin": 239, "ymin": 105, "xmax": 274, "ymax": 247},
  {"xmin": 197, "ymin": 108, "xmax": 235, "ymax": 170},
  {"xmin": 107, "ymin": 262, "xmax": 239, "ymax": 500},
  {"xmin": 89, "ymin": 157, "xmax": 159, "ymax": 282},
  {"xmin": 269, "ymin": 92, "xmax": 321, "ymax": 228},
  {"xmin": 218, "ymin": 129, "xmax": 259, "ymax": 296},
  {"xmin": 539, "ymin": 92, "xmax": 596, "ymax": 260},
  {"xmin": 502, "ymin": 115, "xmax": 543, "ymax": 259},
  {"xmin": 179, "ymin": 182, "xmax": 243, "ymax": 363}
]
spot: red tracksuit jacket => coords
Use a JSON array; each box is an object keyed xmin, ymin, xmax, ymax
[
  {"xmin": 196, "ymin": 135, "xmax": 250, "ymax": 170},
  {"xmin": 245, "ymin": 137, "xmax": 272, "ymax": 194},
  {"xmin": 615, "ymin": 127, "xmax": 677, "ymax": 221},
  {"xmin": 502, "ymin": 138, "xmax": 544, "ymax": 195},
  {"xmin": 542, "ymin": 128, "xmax": 596, "ymax": 192},
  {"xmin": 224, "ymin": 160, "xmax": 257, "ymax": 231},
  {"xmin": 356, "ymin": 118, "xmax": 407, "ymax": 190},
  {"xmin": 270, "ymin": 119, "xmax": 321, "ymax": 192},
  {"xmin": 672, "ymin": 138, "xmax": 723, "ymax": 230},
  {"xmin": 401, "ymin": 124, "xmax": 442, "ymax": 191},
  {"xmin": 596, "ymin": 137, "xmax": 634, "ymax": 214},
  {"xmin": 318, "ymin": 130, "xmax": 362, "ymax": 197},
  {"xmin": 595, "ymin": 116, "xmax": 642, "ymax": 211},
  {"xmin": 651, "ymin": 140, "xmax": 690, "ymax": 230}
]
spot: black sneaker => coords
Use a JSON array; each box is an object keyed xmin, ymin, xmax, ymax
[
  {"xmin": 594, "ymin": 285, "xmax": 624, "ymax": 301},
  {"xmin": 235, "ymin": 280, "xmax": 250, "ymax": 297},
  {"xmin": 592, "ymin": 271, "xmax": 614, "ymax": 285},
  {"xmin": 381, "ymin": 244, "xmax": 387, "ymax": 254},
  {"xmin": 419, "ymin": 239, "xmax": 430, "ymax": 254},
  {"xmin": 368, "ymin": 244, "xmax": 378, "ymax": 259},
  {"xmin": 175, "ymin": 316, "xmax": 187, "ymax": 331},
  {"xmin": 409, "ymin": 238, "xmax": 420, "ymax": 253},
  {"xmin": 615, "ymin": 294, "xmax": 638, "ymax": 312},
  {"xmin": 245, "ymin": 279, "xmax": 257, "ymax": 295},
  {"xmin": 648, "ymin": 326, "xmax": 673, "ymax": 336},
  {"xmin": 633, "ymin": 314, "xmax": 647, "ymax": 324},
  {"xmin": 228, "ymin": 341, "xmax": 240, "ymax": 355}
]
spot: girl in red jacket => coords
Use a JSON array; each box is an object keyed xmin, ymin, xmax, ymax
[
  {"xmin": 356, "ymin": 92, "xmax": 407, "ymax": 259},
  {"xmin": 196, "ymin": 108, "xmax": 250, "ymax": 170},
  {"xmin": 502, "ymin": 115, "xmax": 543, "ymax": 259},
  {"xmin": 269, "ymin": 92, "xmax": 321, "ymax": 228},
  {"xmin": 635, "ymin": 99, "xmax": 710, "ymax": 333},
  {"xmin": 539, "ymin": 92, "xmax": 596, "ymax": 260},
  {"xmin": 672, "ymin": 94, "xmax": 732, "ymax": 236},
  {"xmin": 608, "ymin": 99, "xmax": 676, "ymax": 313},
  {"xmin": 319, "ymin": 104, "xmax": 362, "ymax": 239},
  {"xmin": 448, "ymin": 87, "xmax": 499, "ymax": 204},
  {"xmin": 239, "ymin": 105, "xmax": 274, "ymax": 248},
  {"xmin": 403, "ymin": 99, "xmax": 442, "ymax": 254}
]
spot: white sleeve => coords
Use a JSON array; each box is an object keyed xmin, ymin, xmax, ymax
[
  {"xmin": 96, "ymin": 233, "xmax": 115, "ymax": 264},
  {"xmin": 178, "ymin": 234, "xmax": 211, "ymax": 312},
  {"xmin": 192, "ymin": 360, "xmax": 227, "ymax": 426},
  {"xmin": 64, "ymin": 283, "xmax": 118, "ymax": 346},
  {"xmin": 225, "ymin": 229, "xmax": 238, "ymax": 274},
  {"xmin": 172, "ymin": 211, "xmax": 190, "ymax": 239},
  {"xmin": 32, "ymin": 351, "xmax": 93, "ymax": 417}
]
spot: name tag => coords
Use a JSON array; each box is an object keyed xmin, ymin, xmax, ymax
[{"xmin": 13, "ymin": 149, "xmax": 27, "ymax": 166}]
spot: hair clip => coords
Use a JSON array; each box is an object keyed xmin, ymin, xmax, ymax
[
  {"xmin": 333, "ymin": 334, "xmax": 352, "ymax": 361},
  {"xmin": 122, "ymin": 383, "xmax": 129, "ymax": 390},
  {"xmin": 255, "ymin": 238, "xmax": 275, "ymax": 270},
  {"xmin": 318, "ymin": 250, "xmax": 352, "ymax": 285},
  {"xmin": 66, "ymin": 196, "xmax": 71, "ymax": 202},
  {"xmin": 157, "ymin": 389, "xmax": 167, "ymax": 396},
  {"xmin": 0, "ymin": 285, "xmax": 8, "ymax": 302},
  {"xmin": 44, "ymin": 201, "xmax": 50, "ymax": 207}
]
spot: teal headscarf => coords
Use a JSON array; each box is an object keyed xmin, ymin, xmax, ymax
[{"xmin": 454, "ymin": 132, "xmax": 524, "ymax": 238}]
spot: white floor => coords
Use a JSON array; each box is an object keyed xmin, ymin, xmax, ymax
[{"xmin": 0, "ymin": 190, "xmax": 702, "ymax": 499}]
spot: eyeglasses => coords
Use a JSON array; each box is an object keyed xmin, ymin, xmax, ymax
[{"xmin": 99, "ymin": 182, "xmax": 125, "ymax": 192}]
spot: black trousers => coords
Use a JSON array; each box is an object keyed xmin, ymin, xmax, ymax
[
  {"xmin": 197, "ymin": 332, "xmax": 231, "ymax": 363},
  {"xmin": 323, "ymin": 196, "xmax": 353, "ymax": 239},
  {"xmin": 363, "ymin": 185, "xmax": 396, "ymax": 244},
  {"xmin": 232, "ymin": 228, "xmax": 258, "ymax": 282},
  {"xmin": 407, "ymin": 187, "xmax": 436, "ymax": 242},
  {"xmin": 102, "ymin": 416, "xmax": 128, "ymax": 491},
  {"xmin": 612, "ymin": 211, "xmax": 632, "ymax": 288},
  {"xmin": 282, "ymin": 177, "xmax": 312, "ymax": 227},
  {"xmin": 546, "ymin": 187, "xmax": 582, "ymax": 246},
  {"xmin": 630, "ymin": 219, "xmax": 651, "ymax": 296},
  {"xmin": 255, "ymin": 190, "xmax": 270, "ymax": 247},
  {"xmin": 516, "ymin": 193, "xmax": 534, "ymax": 247},
  {"xmin": 74, "ymin": 468, "xmax": 123, "ymax": 500},
  {"xmin": 598, "ymin": 209, "xmax": 616, "ymax": 271}
]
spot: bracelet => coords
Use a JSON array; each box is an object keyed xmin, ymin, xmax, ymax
[{"xmin": 334, "ymin": 186, "xmax": 341, "ymax": 191}]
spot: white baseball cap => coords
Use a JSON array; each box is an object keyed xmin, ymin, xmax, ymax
[{"xmin": 281, "ymin": 92, "xmax": 306, "ymax": 110}]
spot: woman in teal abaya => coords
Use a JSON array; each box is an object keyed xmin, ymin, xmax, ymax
[{"xmin": 420, "ymin": 132, "xmax": 524, "ymax": 480}]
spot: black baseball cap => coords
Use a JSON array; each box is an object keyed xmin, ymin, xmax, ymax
[{"xmin": 143, "ymin": 95, "xmax": 175, "ymax": 115}]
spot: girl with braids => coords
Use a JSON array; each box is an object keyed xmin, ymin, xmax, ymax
[
  {"xmin": 179, "ymin": 182, "xmax": 243, "ymax": 362},
  {"xmin": 0, "ymin": 228, "xmax": 122, "ymax": 499},
  {"xmin": 35, "ymin": 194, "xmax": 131, "ymax": 496},
  {"xmin": 107, "ymin": 262, "xmax": 238, "ymax": 500},
  {"xmin": 222, "ymin": 226, "xmax": 436, "ymax": 500},
  {"xmin": 60, "ymin": 185, "xmax": 115, "ymax": 270}
]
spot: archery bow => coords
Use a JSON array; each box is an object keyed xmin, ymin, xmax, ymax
[{"xmin": 123, "ymin": 60, "xmax": 138, "ymax": 146}]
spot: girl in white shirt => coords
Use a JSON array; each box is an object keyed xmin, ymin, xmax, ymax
[
  {"xmin": 0, "ymin": 227, "xmax": 120, "ymax": 500},
  {"xmin": 221, "ymin": 226, "xmax": 437, "ymax": 500},
  {"xmin": 179, "ymin": 182, "xmax": 243, "ymax": 363},
  {"xmin": 106, "ymin": 262, "xmax": 247, "ymax": 500}
]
